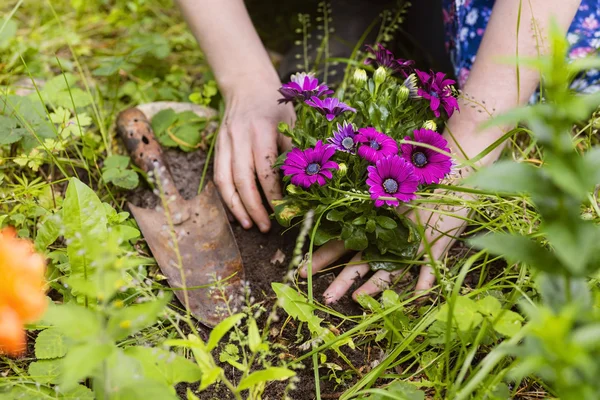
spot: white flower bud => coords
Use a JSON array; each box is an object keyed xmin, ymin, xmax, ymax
[{"xmin": 352, "ymin": 68, "xmax": 367, "ymax": 87}]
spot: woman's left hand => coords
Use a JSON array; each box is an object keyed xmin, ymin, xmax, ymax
[{"xmin": 299, "ymin": 187, "xmax": 473, "ymax": 304}]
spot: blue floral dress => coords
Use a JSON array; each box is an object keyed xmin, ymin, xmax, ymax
[{"xmin": 443, "ymin": 0, "xmax": 600, "ymax": 93}]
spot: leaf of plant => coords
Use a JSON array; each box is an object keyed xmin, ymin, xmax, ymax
[
  {"xmin": 476, "ymin": 296, "xmax": 501, "ymax": 317},
  {"xmin": 0, "ymin": 19, "xmax": 17, "ymax": 48},
  {"xmin": 62, "ymin": 178, "xmax": 108, "ymax": 276},
  {"xmin": 103, "ymin": 155, "xmax": 130, "ymax": 170},
  {"xmin": 492, "ymin": 310, "xmax": 523, "ymax": 337},
  {"xmin": 369, "ymin": 381, "xmax": 425, "ymax": 400},
  {"xmin": 466, "ymin": 161, "xmax": 550, "ymax": 196},
  {"xmin": 151, "ymin": 108, "xmax": 178, "ymax": 136},
  {"xmin": 544, "ymin": 219, "xmax": 599, "ymax": 276},
  {"xmin": 187, "ymin": 388, "xmax": 201, "ymax": 400},
  {"xmin": 43, "ymin": 302, "xmax": 101, "ymax": 340},
  {"xmin": 272, "ymin": 283, "xmax": 332, "ymax": 341},
  {"xmin": 237, "ymin": 367, "xmax": 296, "ymax": 391},
  {"xmin": 0, "ymin": 115, "xmax": 25, "ymax": 145},
  {"xmin": 124, "ymin": 346, "xmax": 202, "ymax": 386},
  {"xmin": 59, "ymin": 343, "xmax": 115, "ymax": 391},
  {"xmin": 326, "ymin": 209, "xmax": 346, "ymax": 222},
  {"xmin": 437, "ymin": 296, "xmax": 483, "ymax": 332},
  {"xmin": 247, "ymin": 318, "xmax": 261, "ymax": 353},
  {"xmin": 107, "ymin": 292, "xmax": 172, "ymax": 341},
  {"xmin": 28, "ymin": 359, "xmax": 61, "ymax": 384},
  {"xmin": 470, "ymin": 233, "xmax": 561, "ymax": 273},
  {"xmin": 110, "ymin": 169, "xmax": 139, "ymax": 190},
  {"xmin": 35, "ymin": 328, "xmax": 67, "ymax": 359},
  {"xmin": 207, "ymin": 313, "xmax": 244, "ymax": 351},
  {"xmin": 35, "ymin": 213, "xmax": 61, "ymax": 252},
  {"xmin": 375, "ymin": 216, "xmax": 397, "ymax": 229},
  {"xmin": 174, "ymin": 125, "xmax": 202, "ymax": 151},
  {"xmin": 344, "ymin": 226, "xmax": 368, "ymax": 251},
  {"xmin": 58, "ymin": 385, "xmax": 95, "ymax": 400}
]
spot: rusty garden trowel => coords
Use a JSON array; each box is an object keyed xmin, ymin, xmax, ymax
[{"xmin": 116, "ymin": 105, "xmax": 244, "ymax": 328}]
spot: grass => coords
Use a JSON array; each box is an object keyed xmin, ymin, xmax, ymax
[{"xmin": 1, "ymin": 0, "xmax": 600, "ymax": 399}]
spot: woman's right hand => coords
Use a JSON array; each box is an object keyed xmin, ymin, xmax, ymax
[{"xmin": 214, "ymin": 76, "xmax": 295, "ymax": 233}]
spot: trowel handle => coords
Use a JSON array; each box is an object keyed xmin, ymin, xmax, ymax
[{"xmin": 116, "ymin": 108, "xmax": 189, "ymax": 222}]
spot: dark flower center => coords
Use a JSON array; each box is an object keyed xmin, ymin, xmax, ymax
[
  {"xmin": 369, "ymin": 140, "xmax": 381, "ymax": 150},
  {"xmin": 383, "ymin": 178, "xmax": 399, "ymax": 194},
  {"xmin": 306, "ymin": 162, "xmax": 321, "ymax": 175},
  {"xmin": 412, "ymin": 151, "xmax": 428, "ymax": 168},
  {"xmin": 341, "ymin": 137, "xmax": 354, "ymax": 150},
  {"xmin": 430, "ymin": 91, "xmax": 439, "ymax": 98}
]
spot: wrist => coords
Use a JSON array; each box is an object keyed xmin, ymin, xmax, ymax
[{"xmin": 218, "ymin": 65, "xmax": 281, "ymax": 101}]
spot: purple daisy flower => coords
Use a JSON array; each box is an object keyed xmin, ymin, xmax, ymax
[
  {"xmin": 364, "ymin": 44, "xmax": 414, "ymax": 77},
  {"xmin": 367, "ymin": 155, "xmax": 419, "ymax": 207},
  {"xmin": 280, "ymin": 140, "xmax": 339, "ymax": 188},
  {"xmin": 305, "ymin": 96, "xmax": 356, "ymax": 121},
  {"xmin": 328, "ymin": 121, "xmax": 357, "ymax": 153},
  {"xmin": 278, "ymin": 72, "xmax": 333, "ymax": 104},
  {"xmin": 415, "ymin": 69, "xmax": 460, "ymax": 118},
  {"xmin": 400, "ymin": 128, "xmax": 453, "ymax": 185},
  {"xmin": 355, "ymin": 127, "xmax": 398, "ymax": 163}
]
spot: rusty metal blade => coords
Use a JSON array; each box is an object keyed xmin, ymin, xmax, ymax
[{"xmin": 129, "ymin": 181, "xmax": 244, "ymax": 328}]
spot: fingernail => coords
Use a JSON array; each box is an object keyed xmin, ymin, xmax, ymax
[
  {"xmin": 242, "ymin": 220, "xmax": 251, "ymax": 229},
  {"xmin": 323, "ymin": 292, "xmax": 336, "ymax": 305},
  {"xmin": 259, "ymin": 223, "xmax": 270, "ymax": 232}
]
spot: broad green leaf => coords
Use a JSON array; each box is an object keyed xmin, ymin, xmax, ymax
[
  {"xmin": 437, "ymin": 296, "xmax": 483, "ymax": 332},
  {"xmin": 207, "ymin": 313, "xmax": 244, "ymax": 351},
  {"xmin": 326, "ymin": 209, "xmax": 346, "ymax": 222},
  {"xmin": 0, "ymin": 115, "xmax": 25, "ymax": 144},
  {"xmin": 344, "ymin": 226, "xmax": 368, "ymax": 251},
  {"xmin": 107, "ymin": 292, "xmax": 172, "ymax": 341},
  {"xmin": 28, "ymin": 359, "xmax": 61, "ymax": 384},
  {"xmin": 103, "ymin": 155, "xmax": 130, "ymax": 169},
  {"xmin": 59, "ymin": 343, "xmax": 114, "ymax": 391},
  {"xmin": 369, "ymin": 381, "xmax": 425, "ymax": 400},
  {"xmin": 43, "ymin": 303, "xmax": 101, "ymax": 340},
  {"xmin": 35, "ymin": 328, "xmax": 67, "ymax": 359},
  {"xmin": 470, "ymin": 233, "xmax": 561, "ymax": 273},
  {"xmin": 492, "ymin": 310, "xmax": 523, "ymax": 337},
  {"xmin": 107, "ymin": 380, "xmax": 178, "ymax": 400},
  {"xmin": 538, "ymin": 273, "xmax": 591, "ymax": 313},
  {"xmin": 375, "ymin": 216, "xmax": 397, "ymax": 229},
  {"xmin": 35, "ymin": 213, "xmax": 61, "ymax": 252},
  {"xmin": 237, "ymin": 367, "xmax": 295, "ymax": 391},
  {"xmin": 544, "ymin": 219, "xmax": 599, "ymax": 276},
  {"xmin": 467, "ymin": 161, "xmax": 550, "ymax": 196},
  {"xmin": 63, "ymin": 178, "xmax": 108, "ymax": 276},
  {"xmin": 58, "ymin": 385, "xmax": 94, "ymax": 400},
  {"xmin": 41, "ymin": 73, "xmax": 92, "ymax": 109},
  {"xmin": 151, "ymin": 109, "xmax": 178, "ymax": 137},
  {"xmin": 247, "ymin": 318, "xmax": 261, "ymax": 353},
  {"xmin": 272, "ymin": 283, "xmax": 331, "ymax": 340},
  {"xmin": 0, "ymin": 19, "xmax": 17, "ymax": 48},
  {"xmin": 125, "ymin": 346, "xmax": 202, "ymax": 386},
  {"xmin": 476, "ymin": 296, "xmax": 501, "ymax": 317},
  {"xmin": 187, "ymin": 388, "xmax": 200, "ymax": 400}
]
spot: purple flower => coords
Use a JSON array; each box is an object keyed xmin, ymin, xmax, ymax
[
  {"xmin": 355, "ymin": 127, "xmax": 398, "ymax": 163},
  {"xmin": 367, "ymin": 155, "xmax": 419, "ymax": 207},
  {"xmin": 328, "ymin": 121, "xmax": 357, "ymax": 153},
  {"xmin": 415, "ymin": 69, "xmax": 460, "ymax": 118},
  {"xmin": 278, "ymin": 72, "xmax": 334, "ymax": 104},
  {"xmin": 364, "ymin": 44, "xmax": 414, "ymax": 77},
  {"xmin": 280, "ymin": 140, "xmax": 339, "ymax": 188},
  {"xmin": 305, "ymin": 96, "xmax": 356, "ymax": 121},
  {"xmin": 401, "ymin": 128, "xmax": 453, "ymax": 185}
]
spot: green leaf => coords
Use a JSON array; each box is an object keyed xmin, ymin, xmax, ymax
[
  {"xmin": 41, "ymin": 73, "xmax": 92, "ymax": 109},
  {"xmin": 467, "ymin": 161, "xmax": 551, "ymax": 196},
  {"xmin": 58, "ymin": 385, "xmax": 95, "ymax": 400},
  {"xmin": 207, "ymin": 313, "xmax": 244, "ymax": 351},
  {"xmin": 124, "ymin": 346, "xmax": 202, "ymax": 386},
  {"xmin": 369, "ymin": 381, "xmax": 425, "ymax": 400},
  {"xmin": 544, "ymin": 219, "xmax": 599, "ymax": 276},
  {"xmin": 107, "ymin": 292, "xmax": 172, "ymax": 341},
  {"xmin": 35, "ymin": 328, "xmax": 67, "ymax": 359},
  {"xmin": 247, "ymin": 318, "xmax": 261, "ymax": 353},
  {"xmin": 28, "ymin": 359, "xmax": 61, "ymax": 384},
  {"xmin": 476, "ymin": 296, "xmax": 501, "ymax": 317},
  {"xmin": 0, "ymin": 19, "xmax": 17, "ymax": 48},
  {"xmin": 35, "ymin": 213, "xmax": 61, "ymax": 252},
  {"xmin": 470, "ymin": 233, "xmax": 561, "ymax": 273},
  {"xmin": 344, "ymin": 226, "xmax": 368, "ymax": 251},
  {"xmin": 272, "ymin": 283, "xmax": 333, "ymax": 341},
  {"xmin": 187, "ymin": 388, "xmax": 201, "ymax": 400},
  {"xmin": 59, "ymin": 343, "xmax": 115, "ymax": 391},
  {"xmin": 0, "ymin": 115, "xmax": 25, "ymax": 144},
  {"xmin": 62, "ymin": 178, "xmax": 108, "ymax": 276},
  {"xmin": 375, "ymin": 216, "xmax": 397, "ymax": 229},
  {"xmin": 237, "ymin": 367, "xmax": 295, "ymax": 391},
  {"xmin": 326, "ymin": 209, "xmax": 346, "ymax": 222},
  {"xmin": 43, "ymin": 303, "xmax": 101, "ymax": 340},
  {"xmin": 174, "ymin": 125, "xmax": 202, "ymax": 152},
  {"xmin": 437, "ymin": 296, "xmax": 483, "ymax": 332},
  {"xmin": 492, "ymin": 310, "xmax": 523, "ymax": 337},
  {"xmin": 103, "ymin": 155, "xmax": 130, "ymax": 169}
]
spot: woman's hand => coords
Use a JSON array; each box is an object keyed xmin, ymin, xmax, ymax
[
  {"xmin": 299, "ymin": 184, "xmax": 473, "ymax": 304},
  {"xmin": 215, "ymin": 78, "xmax": 295, "ymax": 232}
]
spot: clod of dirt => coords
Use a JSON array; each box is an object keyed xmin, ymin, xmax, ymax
[{"xmin": 270, "ymin": 248, "xmax": 286, "ymax": 265}]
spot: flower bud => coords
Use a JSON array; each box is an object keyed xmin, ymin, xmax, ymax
[
  {"xmin": 337, "ymin": 163, "xmax": 347, "ymax": 177},
  {"xmin": 397, "ymin": 86, "xmax": 409, "ymax": 105},
  {"xmin": 352, "ymin": 69, "xmax": 367, "ymax": 88},
  {"xmin": 373, "ymin": 66, "xmax": 387, "ymax": 86},
  {"xmin": 286, "ymin": 184, "xmax": 300, "ymax": 194},
  {"xmin": 422, "ymin": 120, "xmax": 437, "ymax": 131}
]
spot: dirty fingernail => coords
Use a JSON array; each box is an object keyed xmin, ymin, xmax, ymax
[
  {"xmin": 259, "ymin": 223, "xmax": 270, "ymax": 232},
  {"xmin": 241, "ymin": 220, "xmax": 251, "ymax": 229}
]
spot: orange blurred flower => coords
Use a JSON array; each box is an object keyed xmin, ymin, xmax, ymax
[{"xmin": 0, "ymin": 227, "xmax": 47, "ymax": 357}]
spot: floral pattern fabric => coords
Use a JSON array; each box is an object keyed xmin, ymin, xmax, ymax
[{"xmin": 443, "ymin": 0, "xmax": 600, "ymax": 93}]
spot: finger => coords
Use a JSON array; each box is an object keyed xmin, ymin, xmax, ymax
[
  {"xmin": 278, "ymin": 133, "xmax": 293, "ymax": 152},
  {"xmin": 415, "ymin": 264, "xmax": 436, "ymax": 292},
  {"xmin": 323, "ymin": 253, "xmax": 370, "ymax": 304},
  {"xmin": 352, "ymin": 269, "xmax": 393, "ymax": 302},
  {"xmin": 214, "ymin": 129, "xmax": 252, "ymax": 229},
  {"xmin": 299, "ymin": 240, "xmax": 347, "ymax": 278},
  {"xmin": 254, "ymin": 133, "xmax": 282, "ymax": 211},
  {"xmin": 232, "ymin": 139, "xmax": 271, "ymax": 233}
]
